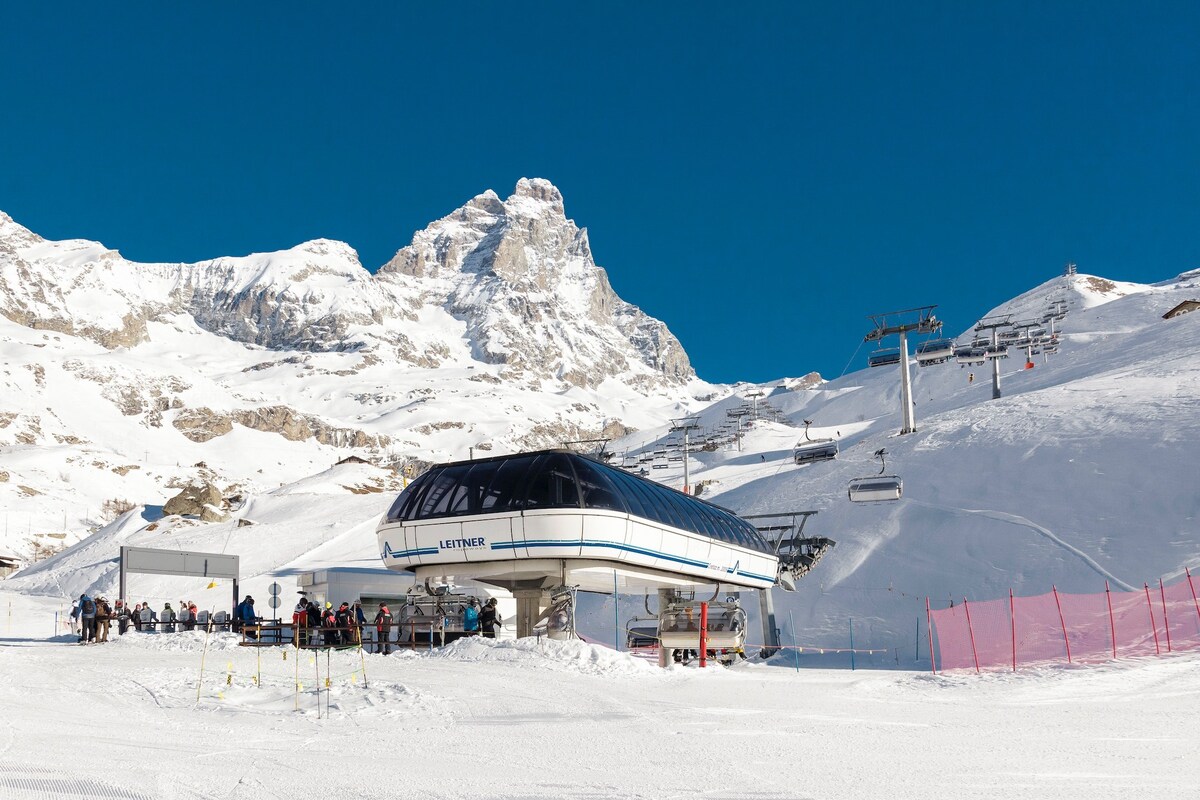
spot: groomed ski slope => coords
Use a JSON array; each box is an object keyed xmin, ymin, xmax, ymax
[{"xmin": 1, "ymin": 590, "xmax": 1198, "ymax": 800}]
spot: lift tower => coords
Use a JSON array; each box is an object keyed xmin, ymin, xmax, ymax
[
  {"xmin": 864, "ymin": 306, "xmax": 941, "ymax": 435},
  {"xmin": 974, "ymin": 314, "xmax": 1014, "ymax": 400}
]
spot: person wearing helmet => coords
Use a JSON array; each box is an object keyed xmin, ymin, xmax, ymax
[
  {"xmin": 479, "ymin": 597, "xmax": 500, "ymax": 638},
  {"xmin": 463, "ymin": 598, "xmax": 481, "ymax": 635},
  {"xmin": 321, "ymin": 602, "xmax": 337, "ymax": 647}
]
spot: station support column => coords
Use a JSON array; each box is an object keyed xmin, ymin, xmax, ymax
[
  {"xmin": 759, "ymin": 588, "xmax": 780, "ymax": 657},
  {"xmin": 513, "ymin": 589, "xmax": 549, "ymax": 638},
  {"xmin": 657, "ymin": 588, "xmax": 673, "ymax": 668}
]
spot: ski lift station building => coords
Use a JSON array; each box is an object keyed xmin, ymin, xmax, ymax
[{"xmin": 376, "ymin": 450, "xmax": 800, "ymax": 643}]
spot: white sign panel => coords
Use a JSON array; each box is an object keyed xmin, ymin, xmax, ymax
[{"xmin": 120, "ymin": 546, "xmax": 239, "ymax": 580}]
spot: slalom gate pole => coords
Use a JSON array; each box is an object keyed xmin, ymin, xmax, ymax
[
  {"xmin": 358, "ymin": 637, "xmax": 368, "ymax": 689},
  {"xmin": 1160, "ymin": 579, "xmax": 1172, "ymax": 653},
  {"xmin": 294, "ymin": 642, "xmax": 300, "ymax": 712},
  {"xmin": 196, "ymin": 608, "xmax": 216, "ymax": 704},
  {"xmin": 849, "ymin": 618, "xmax": 855, "ymax": 671},
  {"xmin": 963, "ymin": 598, "xmax": 980, "ymax": 673},
  {"xmin": 1009, "ymin": 589, "xmax": 1016, "ymax": 672},
  {"xmin": 326, "ymin": 648, "xmax": 332, "ymax": 717},
  {"xmin": 54, "ymin": 611, "xmax": 58, "ymax": 637},
  {"xmin": 699, "ymin": 602, "xmax": 708, "ymax": 668},
  {"xmin": 925, "ymin": 597, "xmax": 936, "ymax": 675},
  {"xmin": 257, "ymin": 644, "xmax": 262, "ymax": 687},
  {"xmin": 1053, "ymin": 586, "xmax": 1072, "ymax": 664},
  {"xmin": 1143, "ymin": 584, "xmax": 1161, "ymax": 655},
  {"xmin": 1105, "ymin": 581, "xmax": 1117, "ymax": 659},
  {"xmin": 915, "ymin": 617, "xmax": 919, "ymax": 663},
  {"xmin": 788, "ymin": 611, "xmax": 800, "ymax": 673},
  {"xmin": 314, "ymin": 649, "xmax": 321, "ymax": 719},
  {"xmin": 1188, "ymin": 568, "xmax": 1200, "ymax": 628}
]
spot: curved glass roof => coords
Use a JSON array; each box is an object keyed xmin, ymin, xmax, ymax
[{"xmin": 384, "ymin": 450, "xmax": 773, "ymax": 555}]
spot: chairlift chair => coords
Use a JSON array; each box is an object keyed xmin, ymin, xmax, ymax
[
  {"xmin": 793, "ymin": 419, "xmax": 838, "ymax": 465},
  {"xmin": 847, "ymin": 449, "xmax": 903, "ymax": 503},
  {"xmin": 984, "ymin": 344, "xmax": 1009, "ymax": 360},
  {"xmin": 867, "ymin": 348, "xmax": 902, "ymax": 368},
  {"xmin": 915, "ymin": 338, "xmax": 955, "ymax": 366},
  {"xmin": 954, "ymin": 345, "xmax": 987, "ymax": 365}
]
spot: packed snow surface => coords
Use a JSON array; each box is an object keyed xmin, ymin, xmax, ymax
[{"xmin": 1, "ymin": 590, "xmax": 1197, "ymax": 799}]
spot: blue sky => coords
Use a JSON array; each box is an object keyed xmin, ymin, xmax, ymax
[{"xmin": 2, "ymin": 3, "xmax": 1197, "ymax": 383}]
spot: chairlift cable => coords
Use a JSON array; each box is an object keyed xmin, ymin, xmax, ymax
[{"xmin": 837, "ymin": 338, "xmax": 865, "ymax": 379}]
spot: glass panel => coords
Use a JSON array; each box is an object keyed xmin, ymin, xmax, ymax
[
  {"xmin": 691, "ymin": 504, "xmax": 722, "ymax": 539},
  {"xmin": 420, "ymin": 464, "xmax": 471, "ymax": 518},
  {"xmin": 644, "ymin": 481, "xmax": 687, "ymax": 530},
  {"xmin": 662, "ymin": 490, "xmax": 703, "ymax": 537},
  {"xmin": 457, "ymin": 460, "xmax": 502, "ymax": 514},
  {"xmin": 572, "ymin": 458, "xmax": 628, "ymax": 513},
  {"xmin": 480, "ymin": 455, "xmax": 536, "ymax": 512},
  {"xmin": 522, "ymin": 454, "xmax": 580, "ymax": 510},
  {"xmin": 608, "ymin": 469, "xmax": 650, "ymax": 519},
  {"xmin": 398, "ymin": 469, "xmax": 440, "ymax": 521}
]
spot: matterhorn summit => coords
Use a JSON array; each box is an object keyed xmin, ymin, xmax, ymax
[{"xmin": 379, "ymin": 178, "xmax": 692, "ymax": 388}]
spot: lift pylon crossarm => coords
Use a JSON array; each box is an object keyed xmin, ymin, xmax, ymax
[{"xmin": 864, "ymin": 305, "xmax": 942, "ymax": 342}]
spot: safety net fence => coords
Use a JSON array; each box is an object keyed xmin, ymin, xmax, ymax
[{"xmin": 928, "ymin": 570, "xmax": 1200, "ymax": 672}]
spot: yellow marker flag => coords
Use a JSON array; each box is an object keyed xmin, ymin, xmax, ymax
[
  {"xmin": 350, "ymin": 673, "xmax": 357, "ymax": 684},
  {"xmin": 206, "ymin": 581, "xmax": 218, "ymax": 589},
  {"xmin": 217, "ymin": 692, "xmax": 225, "ymax": 700}
]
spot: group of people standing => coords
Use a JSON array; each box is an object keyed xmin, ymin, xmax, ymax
[
  {"xmin": 292, "ymin": 596, "xmax": 368, "ymax": 648},
  {"xmin": 70, "ymin": 594, "xmax": 229, "ymax": 643}
]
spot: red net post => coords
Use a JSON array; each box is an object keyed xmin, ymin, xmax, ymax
[
  {"xmin": 1009, "ymin": 589, "xmax": 1016, "ymax": 672},
  {"xmin": 1106, "ymin": 581, "xmax": 1117, "ymax": 659},
  {"xmin": 1053, "ymin": 586, "xmax": 1072, "ymax": 664},
  {"xmin": 926, "ymin": 597, "xmax": 937, "ymax": 674},
  {"xmin": 1144, "ymin": 583, "xmax": 1161, "ymax": 655},
  {"xmin": 698, "ymin": 602, "xmax": 708, "ymax": 669},
  {"xmin": 1160, "ymin": 579, "xmax": 1172, "ymax": 653},
  {"xmin": 963, "ymin": 598, "xmax": 981, "ymax": 673},
  {"xmin": 1189, "ymin": 568, "xmax": 1200, "ymax": 628}
]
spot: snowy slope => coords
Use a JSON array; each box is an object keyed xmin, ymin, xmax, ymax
[
  {"xmin": 596, "ymin": 270, "xmax": 1200, "ymax": 662},
  {"xmin": 1, "ymin": 587, "xmax": 1199, "ymax": 800},
  {"xmin": 9, "ymin": 265, "xmax": 1199, "ymax": 678}
]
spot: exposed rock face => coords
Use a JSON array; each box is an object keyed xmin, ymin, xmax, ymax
[
  {"xmin": 379, "ymin": 178, "xmax": 693, "ymax": 387},
  {"xmin": 0, "ymin": 182, "xmax": 696, "ymax": 390},
  {"xmin": 170, "ymin": 405, "xmax": 388, "ymax": 449},
  {"xmin": 163, "ymin": 483, "xmax": 227, "ymax": 522}
]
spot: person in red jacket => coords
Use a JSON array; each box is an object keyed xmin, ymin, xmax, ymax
[
  {"xmin": 292, "ymin": 596, "xmax": 309, "ymax": 648},
  {"xmin": 374, "ymin": 603, "xmax": 392, "ymax": 654}
]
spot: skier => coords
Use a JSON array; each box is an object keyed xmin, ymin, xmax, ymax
[
  {"xmin": 321, "ymin": 603, "xmax": 337, "ymax": 646},
  {"xmin": 161, "ymin": 602, "xmax": 177, "ymax": 633},
  {"xmin": 352, "ymin": 601, "xmax": 367, "ymax": 645},
  {"xmin": 78, "ymin": 594, "xmax": 97, "ymax": 644},
  {"xmin": 374, "ymin": 603, "xmax": 392, "ymax": 654},
  {"xmin": 335, "ymin": 602, "xmax": 352, "ymax": 645},
  {"xmin": 140, "ymin": 602, "xmax": 157, "ymax": 632},
  {"xmin": 235, "ymin": 596, "xmax": 258, "ymax": 639},
  {"xmin": 115, "ymin": 600, "xmax": 131, "ymax": 635},
  {"xmin": 293, "ymin": 596, "xmax": 309, "ymax": 647},
  {"xmin": 463, "ymin": 598, "xmax": 481, "ymax": 635},
  {"xmin": 95, "ymin": 597, "xmax": 112, "ymax": 643},
  {"xmin": 479, "ymin": 598, "xmax": 501, "ymax": 639}
]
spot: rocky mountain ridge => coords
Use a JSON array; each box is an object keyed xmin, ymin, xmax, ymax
[{"xmin": 0, "ymin": 178, "xmax": 692, "ymax": 389}]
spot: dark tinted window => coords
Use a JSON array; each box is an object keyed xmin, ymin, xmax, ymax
[
  {"xmin": 521, "ymin": 454, "xmax": 581, "ymax": 509},
  {"xmin": 480, "ymin": 455, "xmax": 538, "ymax": 512},
  {"xmin": 419, "ymin": 464, "xmax": 471, "ymax": 517},
  {"xmin": 573, "ymin": 458, "xmax": 628, "ymax": 513},
  {"xmin": 606, "ymin": 470, "xmax": 650, "ymax": 519}
]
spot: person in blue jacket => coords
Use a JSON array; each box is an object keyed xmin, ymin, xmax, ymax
[
  {"xmin": 463, "ymin": 598, "xmax": 481, "ymax": 635},
  {"xmin": 78, "ymin": 594, "xmax": 97, "ymax": 644},
  {"xmin": 235, "ymin": 596, "xmax": 258, "ymax": 639}
]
